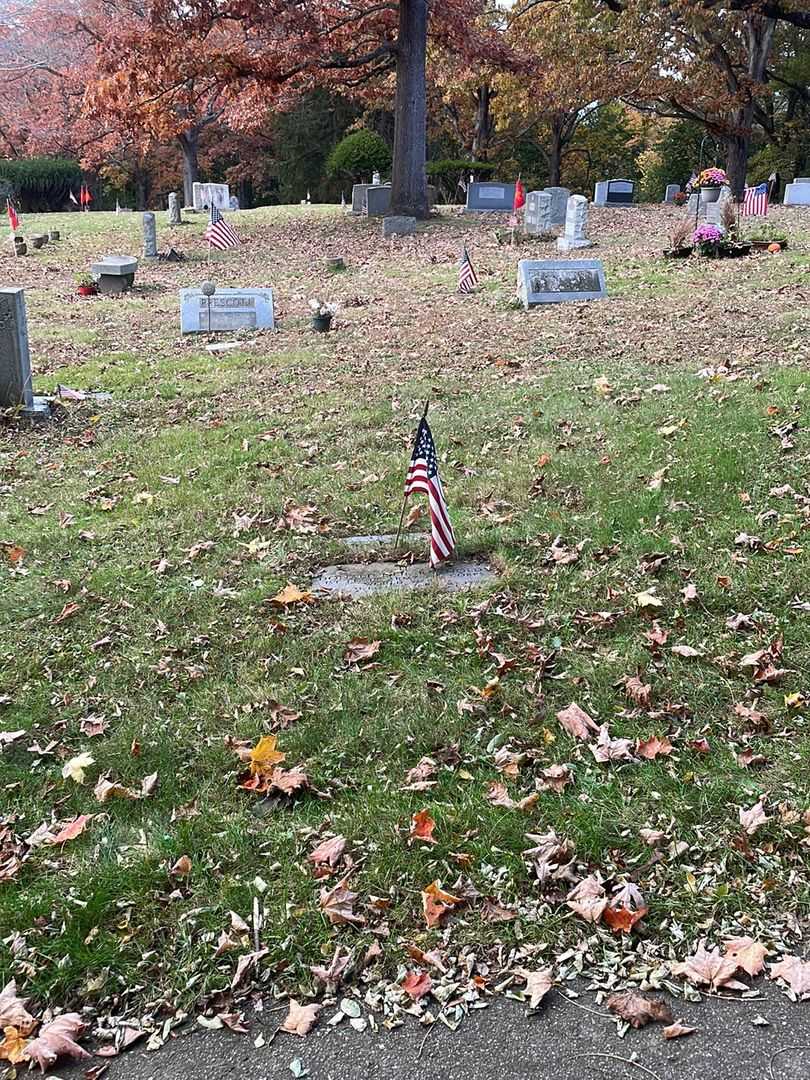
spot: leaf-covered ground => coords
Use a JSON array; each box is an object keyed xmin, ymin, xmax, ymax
[{"xmin": 1, "ymin": 204, "xmax": 809, "ymax": 1047}]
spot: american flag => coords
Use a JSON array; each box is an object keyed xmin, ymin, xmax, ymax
[
  {"xmin": 404, "ymin": 416, "xmax": 455, "ymax": 568},
  {"xmin": 742, "ymin": 182, "xmax": 769, "ymax": 217},
  {"xmin": 458, "ymin": 246, "xmax": 479, "ymax": 293},
  {"xmin": 204, "ymin": 206, "xmax": 241, "ymax": 250}
]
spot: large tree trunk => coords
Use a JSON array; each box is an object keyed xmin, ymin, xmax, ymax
[
  {"xmin": 178, "ymin": 130, "xmax": 200, "ymax": 206},
  {"xmin": 471, "ymin": 84, "xmax": 494, "ymax": 162},
  {"xmin": 134, "ymin": 168, "xmax": 149, "ymax": 211},
  {"xmin": 391, "ymin": 0, "xmax": 428, "ymax": 218},
  {"xmin": 724, "ymin": 16, "xmax": 776, "ymax": 198},
  {"xmin": 548, "ymin": 115, "xmax": 566, "ymax": 186}
]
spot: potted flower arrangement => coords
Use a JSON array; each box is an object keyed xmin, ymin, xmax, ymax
[
  {"xmin": 309, "ymin": 298, "xmax": 337, "ymax": 332},
  {"xmin": 693, "ymin": 222, "xmax": 724, "ymax": 257},
  {"xmin": 697, "ymin": 167, "xmax": 728, "ymax": 203},
  {"xmin": 673, "ymin": 191, "xmax": 688, "ymax": 206},
  {"xmin": 76, "ymin": 272, "xmax": 98, "ymax": 297},
  {"xmin": 746, "ymin": 222, "xmax": 789, "ymax": 251}
]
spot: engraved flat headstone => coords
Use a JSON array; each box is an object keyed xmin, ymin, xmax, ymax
[
  {"xmin": 517, "ymin": 258, "xmax": 606, "ymax": 308},
  {"xmin": 313, "ymin": 560, "xmax": 497, "ymax": 599},
  {"xmin": 0, "ymin": 288, "xmax": 49, "ymax": 417},
  {"xmin": 524, "ymin": 191, "xmax": 552, "ymax": 236},
  {"xmin": 544, "ymin": 186, "xmax": 570, "ymax": 225},
  {"xmin": 556, "ymin": 194, "xmax": 592, "ymax": 252},
  {"xmin": 179, "ymin": 287, "xmax": 275, "ymax": 334},
  {"xmin": 192, "ymin": 182, "xmax": 230, "ymax": 212},
  {"xmin": 466, "ymin": 182, "xmax": 516, "ymax": 212},
  {"xmin": 340, "ymin": 533, "xmax": 428, "ymax": 551}
]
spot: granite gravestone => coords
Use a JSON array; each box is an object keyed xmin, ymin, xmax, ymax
[
  {"xmin": 180, "ymin": 287, "xmax": 275, "ymax": 334},
  {"xmin": 544, "ymin": 186, "xmax": 570, "ymax": 225},
  {"xmin": 191, "ymin": 182, "xmax": 230, "ymax": 212},
  {"xmin": 466, "ymin": 182, "xmax": 516, "ymax": 212},
  {"xmin": 784, "ymin": 179, "xmax": 810, "ymax": 205},
  {"xmin": 167, "ymin": 192, "xmax": 182, "ymax": 225},
  {"xmin": 593, "ymin": 179, "xmax": 635, "ymax": 206},
  {"xmin": 517, "ymin": 259, "xmax": 606, "ymax": 308},
  {"xmin": 91, "ymin": 255, "xmax": 138, "ymax": 295},
  {"xmin": 142, "ymin": 212, "xmax": 157, "ymax": 258},
  {"xmin": 0, "ymin": 288, "xmax": 48, "ymax": 417},
  {"xmin": 524, "ymin": 191, "xmax": 552, "ymax": 235},
  {"xmin": 351, "ymin": 184, "xmax": 373, "ymax": 213},
  {"xmin": 556, "ymin": 195, "xmax": 592, "ymax": 252},
  {"xmin": 365, "ymin": 185, "xmax": 392, "ymax": 216},
  {"xmin": 382, "ymin": 215, "xmax": 416, "ymax": 238},
  {"xmin": 664, "ymin": 184, "xmax": 681, "ymax": 203}
]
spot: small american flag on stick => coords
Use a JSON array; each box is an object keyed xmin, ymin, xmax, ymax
[
  {"xmin": 398, "ymin": 407, "xmax": 455, "ymax": 569},
  {"xmin": 742, "ymin": 182, "xmax": 769, "ymax": 217},
  {"xmin": 205, "ymin": 206, "xmax": 241, "ymax": 250},
  {"xmin": 458, "ymin": 245, "xmax": 479, "ymax": 293}
]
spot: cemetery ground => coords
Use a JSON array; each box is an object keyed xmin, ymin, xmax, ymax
[{"xmin": 1, "ymin": 204, "xmax": 809, "ymax": 1074}]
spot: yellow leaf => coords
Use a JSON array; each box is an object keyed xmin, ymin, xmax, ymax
[
  {"xmin": 0, "ymin": 1026, "xmax": 29, "ymax": 1064},
  {"xmin": 249, "ymin": 735, "xmax": 285, "ymax": 775},
  {"xmin": 61, "ymin": 752, "xmax": 95, "ymax": 784},
  {"xmin": 269, "ymin": 584, "xmax": 314, "ymax": 607}
]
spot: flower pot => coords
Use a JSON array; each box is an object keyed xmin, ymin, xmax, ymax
[
  {"xmin": 77, "ymin": 284, "xmax": 98, "ymax": 297},
  {"xmin": 750, "ymin": 239, "xmax": 788, "ymax": 251},
  {"xmin": 700, "ymin": 187, "xmax": 721, "ymax": 203},
  {"xmin": 311, "ymin": 314, "xmax": 332, "ymax": 332}
]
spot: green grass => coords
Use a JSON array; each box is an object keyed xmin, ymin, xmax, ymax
[{"xmin": 1, "ymin": 204, "xmax": 810, "ymax": 1017}]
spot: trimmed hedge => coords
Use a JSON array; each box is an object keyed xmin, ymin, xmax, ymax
[
  {"xmin": 0, "ymin": 158, "xmax": 83, "ymax": 211},
  {"xmin": 326, "ymin": 131, "xmax": 392, "ymax": 182},
  {"xmin": 427, "ymin": 159, "xmax": 497, "ymax": 203}
]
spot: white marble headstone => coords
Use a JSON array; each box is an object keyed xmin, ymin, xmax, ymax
[
  {"xmin": 192, "ymin": 182, "xmax": 230, "ymax": 212},
  {"xmin": 556, "ymin": 195, "xmax": 592, "ymax": 251}
]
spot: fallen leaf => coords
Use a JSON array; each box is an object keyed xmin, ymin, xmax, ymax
[
  {"xmin": 308, "ymin": 835, "xmax": 346, "ymax": 868},
  {"xmin": 724, "ymin": 937, "xmax": 767, "ymax": 977},
  {"xmin": 607, "ymin": 990, "xmax": 673, "ymax": 1028},
  {"xmin": 636, "ymin": 590, "xmax": 664, "ymax": 611},
  {"xmin": 49, "ymin": 815, "xmax": 91, "ymax": 845},
  {"xmin": 591, "ymin": 726, "xmax": 635, "ymax": 763},
  {"xmin": 401, "ymin": 970, "xmax": 432, "ymax": 1001},
  {"xmin": 269, "ymin": 584, "xmax": 314, "ymax": 607},
  {"xmin": 624, "ymin": 676, "xmax": 651, "ymax": 707},
  {"xmin": 23, "ymin": 1014, "xmax": 89, "ymax": 1071},
  {"xmin": 0, "ymin": 1026, "xmax": 29, "ymax": 1064},
  {"xmin": 516, "ymin": 967, "xmax": 553, "ymax": 1010},
  {"xmin": 566, "ymin": 875, "xmax": 607, "ymax": 923},
  {"xmin": 556, "ymin": 703, "xmax": 599, "ymax": 740},
  {"xmin": 0, "ymin": 984, "xmax": 36, "ymax": 1035},
  {"xmin": 538, "ymin": 763, "xmax": 572, "ymax": 792},
  {"xmin": 408, "ymin": 810, "xmax": 437, "ymax": 846},
  {"xmin": 141, "ymin": 772, "xmax": 159, "ymax": 796},
  {"xmin": 672, "ymin": 944, "xmax": 745, "ymax": 992},
  {"xmin": 310, "ymin": 949, "xmax": 350, "ymax": 988},
  {"xmin": 739, "ymin": 799, "xmax": 769, "ymax": 835},
  {"xmin": 421, "ymin": 881, "xmax": 462, "ymax": 928},
  {"xmin": 319, "ymin": 883, "xmax": 366, "ymax": 926},
  {"xmin": 670, "ymin": 644, "xmax": 703, "ymax": 658},
  {"xmin": 61, "ymin": 752, "xmax": 94, "ymax": 784},
  {"xmin": 662, "ymin": 1020, "xmax": 696, "ymax": 1040},
  {"xmin": 344, "ymin": 639, "xmax": 381, "ymax": 666},
  {"xmin": 769, "ymin": 956, "xmax": 810, "ymax": 998},
  {"xmin": 94, "ymin": 776, "xmax": 139, "ymax": 803},
  {"xmin": 281, "ymin": 1000, "xmax": 321, "ymax": 1037},
  {"xmin": 249, "ymin": 735, "xmax": 285, "ymax": 775},
  {"xmin": 170, "ymin": 855, "xmax": 192, "ymax": 877},
  {"xmin": 636, "ymin": 735, "xmax": 673, "ymax": 760}
]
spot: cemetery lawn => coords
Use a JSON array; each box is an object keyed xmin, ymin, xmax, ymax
[{"xmin": 1, "ymin": 205, "xmax": 809, "ymax": 1025}]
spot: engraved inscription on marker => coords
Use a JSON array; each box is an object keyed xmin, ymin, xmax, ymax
[
  {"xmin": 517, "ymin": 259, "xmax": 607, "ymax": 307},
  {"xmin": 180, "ymin": 287, "xmax": 274, "ymax": 334}
]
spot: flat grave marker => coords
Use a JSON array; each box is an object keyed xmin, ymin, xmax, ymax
[
  {"xmin": 179, "ymin": 287, "xmax": 275, "ymax": 334},
  {"xmin": 517, "ymin": 258, "xmax": 607, "ymax": 308}
]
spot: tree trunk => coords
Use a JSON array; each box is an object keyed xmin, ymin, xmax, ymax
[
  {"xmin": 548, "ymin": 116, "xmax": 565, "ymax": 186},
  {"xmin": 134, "ymin": 169, "xmax": 148, "ymax": 211},
  {"xmin": 390, "ymin": 0, "xmax": 428, "ymax": 218},
  {"xmin": 178, "ymin": 130, "xmax": 200, "ymax": 206},
  {"xmin": 471, "ymin": 85, "xmax": 494, "ymax": 162},
  {"xmin": 724, "ymin": 16, "xmax": 776, "ymax": 198}
]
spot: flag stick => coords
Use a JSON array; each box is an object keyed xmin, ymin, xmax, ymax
[{"xmin": 394, "ymin": 398, "xmax": 430, "ymax": 551}]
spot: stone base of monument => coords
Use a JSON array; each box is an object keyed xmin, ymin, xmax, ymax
[
  {"xmin": 2, "ymin": 396, "xmax": 51, "ymax": 422},
  {"xmin": 556, "ymin": 236, "xmax": 593, "ymax": 252},
  {"xmin": 91, "ymin": 256, "xmax": 138, "ymax": 296},
  {"xmin": 313, "ymin": 559, "xmax": 497, "ymax": 600},
  {"xmin": 96, "ymin": 273, "xmax": 136, "ymax": 296}
]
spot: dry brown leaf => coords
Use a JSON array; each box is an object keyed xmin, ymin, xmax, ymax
[
  {"xmin": 308, "ymin": 835, "xmax": 347, "ymax": 867},
  {"xmin": 635, "ymin": 735, "xmax": 673, "ymax": 760},
  {"xmin": 0, "ymin": 1026, "xmax": 29, "ymax": 1064},
  {"xmin": 281, "ymin": 1000, "xmax": 321, "ymax": 1037},
  {"xmin": 0, "ymin": 984, "xmax": 36, "ymax": 1035},
  {"xmin": 624, "ymin": 675, "xmax": 652, "ymax": 707},
  {"xmin": 607, "ymin": 990, "xmax": 673, "ymax": 1028},
  {"xmin": 269, "ymin": 584, "xmax": 315, "ymax": 607},
  {"xmin": 170, "ymin": 854, "xmax": 192, "ymax": 877},
  {"xmin": 591, "ymin": 726, "xmax": 635, "ymax": 763},
  {"xmin": 566, "ymin": 875, "xmax": 607, "ymax": 923},
  {"xmin": 671, "ymin": 944, "xmax": 745, "ymax": 992},
  {"xmin": 724, "ymin": 936, "xmax": 767, "ymax": 977},
  {"xmin": 769, "ymin": 956, "xmax": 810, "ymax": 998},
  {"xmin": 319, "ymin": 882, "xmax": 366, "ymax": 926},
  {"xmin": 94, "ymin": 776, "xmax": 140, "ymax": 803},
  {"xmin": 662, "ymin": 1020, "xmax": 697, "ymax": 1040},
  {"xmin": 516, "ymin": 967, "xmax": 554, "ymax": 1010},
  {"xmin": 556, "ymin": 703, "xmax": 599, "ymax": 740},
  {"xmin": 48, "ymin": 815, "xmax": 91, "ymax": 846},
  {"xmin": 344, "ymin": 638, "xmax": 381, "ymax": 666},
  {"xmin": 739, "ymin": 799, "xmax": 769, "ymax": 835},
  {"xmin": 401, "ymin": 970, "xmax": 432, "ymax": 1001},
  {"xmin": 408, "ymin": 810, "xmax": 437, "ymax": 845},
  {"xmin": 23, "ymin": 1014, "xmax": 89, "ymax": 1072},
  {"xmin": 421, "ymin": 880, "xmax": 462, "ymax": 928},
  {"xmin": 538, "ymin": 763, "xmax": 572, "ymax": 793}
]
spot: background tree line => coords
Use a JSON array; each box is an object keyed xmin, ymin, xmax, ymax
[{"xmin": 0, "ymin": 0, "xmax": 808, "ymax": 214}]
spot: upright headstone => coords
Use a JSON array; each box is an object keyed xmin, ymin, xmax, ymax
[
  {"xmin": 191, "ymin": 182, "xmax": 230, "ymax": 211},
  {"xmin": 179, "ymin": 287, "xmax": 275, "ymax": 334},
  {"xmin": 167, "ymin": 192, "xmax": 182, "ymax": 225},
  {"xmin": 465, "ymin": 182, "xmax": 516, "ymax": 212},
  {"xmin": 365, "ymin": 185, "xmax": 392, "ymax": 216},
  {"xmin": 0, "ymin": 288, "xmax": 48, "ymax": 417},
  {"xmin": 142, "ymin": 212, "xmax": 157, "ymax": 258},
  {"xmin": 229, "ymin": 195, "xmax": 240, "ymax": 210},
  {"xmin": 704, "ymin": 203, "xmax": 724, "ymax": 226},
  {"xmin": 686, "ymin": 193, "xmax": 699, "ymax": 215},
  {"xmin": 784, "ymin": 179, "xmax": 810, "ymax": 206},
  {"xmin": 517, "ymin": 259, "xmax": 607, "ymax": 308},
  {"xmin": 382, "ymin": 215, "xmax": 416, "ymax": 238},
  {"xmin": 664, "ymin": 184, "xmax": 681, "ymax": 203},
  {"xmin": 594, "ymin": 179, "xmax": 635, "ymax": 206},
  {"xmin": 556, "ymin": 195, "xmax": 592, "ymax": 252},
  {"xmin": 351, "ymin": 184, "xmax": 373, "ymax": 213},
  {"xmin": 524, "ymin": 191, "xmax": 552, "ymax": 236},
  {"xmin": 544, "ymin": 186, "xmax": 570, "ymax": 226}
]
